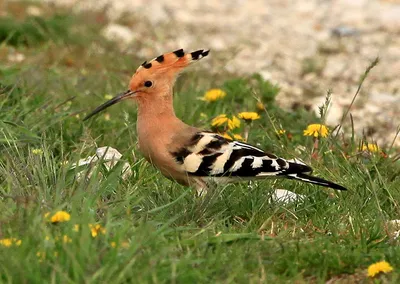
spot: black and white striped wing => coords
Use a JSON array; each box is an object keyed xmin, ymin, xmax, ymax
[
  {"xmin": 172, "ymin": 132, "xmax": 310, "ymax": 178},
  {"xmin": 171, "ymin": 132, "xmax": 347, "ymax": 191}
]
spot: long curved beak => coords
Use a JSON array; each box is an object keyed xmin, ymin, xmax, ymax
[{"xmin": 83, "ymin": 90, "xmax": 135, "ymax": 121}]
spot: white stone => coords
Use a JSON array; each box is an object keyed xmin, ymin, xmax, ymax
[
  {"xmin": 379, "ymin": 6, "xmax": 400, "ymax": 31},
  {"xmin": 209, "ymin": 37, "xmax": 227, "ymax": 51},
  {"xmin": 388, "ymin": 220, "xmax": 400, "ymax": 227},
  {"xmin": 71, "ymin": 147, "xmax": 132, "ymax": 181},
  {"xmin": 102, "ymin": 24, "xmax": 135, "ymax": 46},
  {"xmin": 369, "ymin": 92, "xmax": 399, "ymax": 104},
  {"xmin": 270, "ymin": 189, "xmax": 305, "ymax": 204},
  {"xmin": 26, "ymin": 6, "xmax": 43, "ymax": 16},
  {"xmin": 323, "ymin": 57, "xmax": 347, "ymax": 79},
  {"xmin": 43, "ymin": 0, "xmax": 77, "ymax": 6},
  {"xmin": 7, "ymin": 52, "xmax": 25, "ymax": 63},
  {"xmin": 387, "ymin": 219, "xmax": 400, "ymax": 240}
]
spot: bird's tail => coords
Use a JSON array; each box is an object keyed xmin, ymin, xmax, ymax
[
  {"xmin": 282, "ymin": 159, "xmax": 347, "ymax": 191},
  {"xmin": 287, "ymin": 172, "xmax": 347, "ymax": 191}
]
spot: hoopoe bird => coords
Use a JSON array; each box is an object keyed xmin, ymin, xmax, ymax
[{"xmin": 84, "ymin": 49, "xmax": 347, "ymax": 194}]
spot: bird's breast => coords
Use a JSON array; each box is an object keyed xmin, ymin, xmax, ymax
[{"xmin": 137, "ymin": 128, "xmax": 187, "ymax": 182}]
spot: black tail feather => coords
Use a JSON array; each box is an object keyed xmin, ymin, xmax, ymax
[{"xmin": 287, "ymin": 173, "xmax": 347, "ymax": 191}]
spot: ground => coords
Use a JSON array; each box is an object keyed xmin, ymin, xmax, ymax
[{"xmin": 0, "ymin": 1, "xmax": 399, "ymax": 283}]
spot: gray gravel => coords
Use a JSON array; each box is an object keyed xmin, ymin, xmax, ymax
[{"xmin": 46, "ymin": 0, "xmax": 400, "ymax": 147}]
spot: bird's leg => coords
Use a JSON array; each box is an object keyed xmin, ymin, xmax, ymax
[
  {"xmin": 193, "ymin": 178, "xmax": 209, "ymax": 197},
  {"xmin": 312, "ymin": 137, "xmax": 319, "ymax": 160},
  {"xmin": 195, "ymin": 183, "xmax": 208, "ymax": 197}
]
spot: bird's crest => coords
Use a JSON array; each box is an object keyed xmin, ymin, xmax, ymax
[
  {"xmin": 136, "ymin": 49, "xmax": 209, "ymax": 74},
  {"xmin": 84, "ymin": 49, "xmax": 210, "ymax": 121}
]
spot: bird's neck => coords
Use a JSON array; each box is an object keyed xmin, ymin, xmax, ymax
[
  {"xmin": 136, "ymin": 93, "xmax": 178, "ymax": 122},
  {"xmin": 135, "ymin": 92, "xmax": 189, "ymax": 162}
]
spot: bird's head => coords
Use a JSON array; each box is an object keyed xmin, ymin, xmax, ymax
[{"xmin": 83, "ymin": 49, "xmax": 209, "ymax": 121}]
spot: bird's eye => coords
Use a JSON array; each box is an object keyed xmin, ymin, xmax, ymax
[{"xmin": 144, "ymin": 81, "xmax": 153, "ymax": 87}]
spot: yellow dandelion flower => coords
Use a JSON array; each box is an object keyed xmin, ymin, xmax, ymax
[
  {"xmin": 49, "ymin": 211, "xmax": 71, "ymax": 224},
  {"xmin": 0, "ymin": 238, "xmax": 21, "ymax": 247},
  {"xmin": 59, "ymin": 160, "xmax": 69, "ymax": 166},
  {"xmin": 73, "ymin": 224, "xmax": 80, "ymax": 232},
  {"xmin": 256, "ymin": 102, "xmax": 265, "ymax": 111},
  {"xmin": 110, "ymin": 241, "xmax": 117, "ymax": 248},
  {"xmin": 367, "ymin": 261, "xmax": 393, "ymax": 277},
  {"xmin": 121, "ymin": 241, "xmax": 130, "ymax": 248},
  {"xmin": 361, "ymin": 143, "xmax": 380, "ymax": 152},
  {"xmin": 0, "ymin": 239, "xmax": 12, "ymax": 247},
  {"xmin": 31, "ymin": 149, "xmax": 43, "ymax": 155},
  {"xmin": 54, "ymin": 235, "xmax": 72, "ymax": 243},
  {"xmin": 233, "ymin": 134, "xmax": 245, "ymax": 141},
  {"xmin": 62, "ymin": 235, "xmax": 72, "ymax": 243},
  {"xmin": 89, "ymin": 224, "xmax": 106, "ymax": 238},
  {"xmin": 211, "ymin": 114, "xmax": 229, "ymax": 127},
  {"xmin": 36, "ymin": 251, "xmax": 45, "ymax": 262},
  {"xmin": 104, "ymin": 113, "xmax": 111, "ymax": 121},
  {"xmin": 276, "ymin": 129, "xmax": 286, "ymax": 135},
  {"xmin": 238, "ymin": 112, "xmax": 260, "ymax": 122},
  {"xmin": 303, "ymin": 124, "xmax": 329, "ymax": 138},
  {"xmin": 221, "ymin": 133, "xmax": 233, "ymax": 140},
  {"xmin": 228, "ymin": 116, "xmax": 241, "ymax": 130},
  {"xmin": 200, "ymin": 112, "xmax": 208, "ymax": 119},
  {"xmin": 104, "ymin": 94, "xmax": 113, "ymax": 100},
  {"xmin": 202, "ymin": 89, "xmax": 227, "ymax": 102},
  {"xmin": 212, "ymin": 115, "xmax": 241, "ymax": 130},
  {"xmin": 45, "ymin": 236, "xmax": 51, "ymax": 241}
]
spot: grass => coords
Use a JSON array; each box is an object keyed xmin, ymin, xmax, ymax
[{"xmin": 1, "ymin": 3, "xmax": 400, "ymax": 283}]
